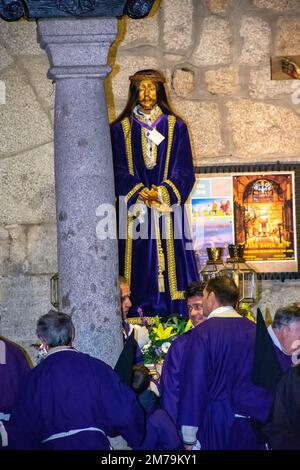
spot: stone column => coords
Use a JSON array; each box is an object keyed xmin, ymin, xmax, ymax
[{"xmin": 38, "ymin": 18, "xmax": 122, "ymax": 367}]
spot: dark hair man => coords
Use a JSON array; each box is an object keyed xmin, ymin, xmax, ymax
[{"xmin": 178, "ymin": 276, "xmax": 273, "ymax": 450}]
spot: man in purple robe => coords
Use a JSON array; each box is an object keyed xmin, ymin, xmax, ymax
[
  {"xmin": 111, "ymin": 69, "xmax": 199, "ymax": 318},
  {"xmin": 267, "ymin": 304, "xmax": 300, "ymax": 370},
  {"xmin": 8, "ymin": 310, "xmax": 144, "ymax": 450},
  {"xmin": 252, "ymin": 304, "xmax": 300, "ymax": 449},
  {"xmin": 160, "ymin": 281, "xmax": 206, "ymax": 425},
  {"xmin": 225, "ymin": 305, "xmax": 296, "ymax": 450},
  {"xmin": 0, "ymin": 335, "xmax": 32, "ymax": 448},
  {"xmin": 178, "ymin": 277, "xmax": 278, "ymax": 450}
]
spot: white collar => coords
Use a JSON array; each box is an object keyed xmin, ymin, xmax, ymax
[
  {"xmin": 207, "ymin": 305, "xmax": 241, "ymax": 320},
  {"xmin": 133, "ymin": 104, "xmax": 162, "ymax": 122},
  {"xmin": 46, "ymin": 346, "xmax": 78, "ymax": 357},
  {"xmin": 267, "ymin": 325, "xmax": 283, "ymax": 352}
]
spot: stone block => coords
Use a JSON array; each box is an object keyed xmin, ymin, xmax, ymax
[
  {"xmin": 276, "ymin": 19, "xmax": 300, "ymax": 55},
  {"xmin": 0, "ymin": 44, "xmax": 13, "ymax": 71},
  {"xmin": 109, "ymin": 53, "xmax": 159, "ymax": 102},
  {"xmin": 18, "ymin": 56, "xmax": 55, "ymax": 111},
  {"xmin": 249, "ymin": 66, "xmax": 296, "ymax": 98},
  {"xmin": 240, "ymin": 16, "xmax": 271, "ymax": 65},
  {"xmin": 0, "ymin": 143, "xmax": 56, "ymax": 225},
  {"xmin": 254, "ymin": 0, "xmax": 300, "ymax": 12},
  {"xmin": 0, "ymin": 21, "xmax": 42, "ymax": 56},
  {"xmin": 0, "ymin": 226, "xmax": 10, "ymax": 275},
  {"xmin": 162, "ymin": 0, "xmax": 194, "ymax": 52},
  {"xmin": 205, "ymin": 66, "xmax": 239, "ymax": 96},
  {"xmin": 0, "ymin": 274, "xmax": 53, "ymax": 342},
  {"xmin": 0, "ymin": 65, "xmax": 53, "ymax": 157},
  {"xmin": 172, "ymin": 98, "xmax": 225, "ymax": 161},
  {"xmin": 256, "ymin": 280, "xmax": 300, "ymax": 318},
  {"xmin": 27, "ymin": 223, "xmax": 57, "ymax": 274},
  {"xmin": 227, "ymin": 99, "xmax": 300, "ymax": 157},
  {"xmin": 5, "ymin": 225, "xmax": 28, "ymax": 274},
  {"xmin": 120, "ymin": 14, "xmax": 159, "ymax": 47},
  {"xmin": 192, "ymin": 17, "xmax": 232, "ymax": 66},
  {"xmin": 206, "ymin": 0, "xmax": 232, "ymax": 13},
  {"xmin": 172, "ymin": 68, "xmax": 195, "ymax": 97}
]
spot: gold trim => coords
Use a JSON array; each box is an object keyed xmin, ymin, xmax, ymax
[
  {"xmin": 127, "ymin": 317, "xmax": 156, "ymax": 325},
  {"xmin": 165, "ymin": 179, "xmax": 181, "ymax": 205},
  {"xmin": 153, "ymin": 211, "xmax": 165, "ymax": 293},
  {"xmin": 163, "ymin": 116, "xmax": 176, "ymax": 180},
  {"xmin": 159, "ymin": 186, "xmax": 171, "ymax": 207},
  {"xmin": 124, "ymin": 215, "xmax": 133, "ymax": 288},
  {"xmin": 121, "ymin": 118, "xmax": 134, "ymax": 176},
  {"xmin": 165, "ymin": 213, "xmax": 185, "ymax": 300},
  {"xmin": 125, "ymin": 183, "xmax": 144, "ymax": 205}
]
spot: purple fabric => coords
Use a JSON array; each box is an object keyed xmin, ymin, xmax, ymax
[
  {"xmin": 228, "ymin": 349, "xmax": 292, "ymax": 451},
  {"xmin": 135, "ymin": 409, "xmax": 183, "ymax": 450},
  {"xmin": 133, "ymin": 113, "xmax": 165, "ymax": 131},
  {"xmin": 8, "ymin": 350, "xmax": 145, "ymax": 450},
  {"xmin": 160, "ymin": 330, "xmax": 193, "ymax": 423},
  {"xmin": 178, "ymin": 317, "xmax": 281, "ymax": 450},
  {"xmin": 0, "ymin": 336, "xmax": 31, "ymax": 413},
  {"xmin": 111, "ymin": 115, "xmax": 199, "ymax": 317}
]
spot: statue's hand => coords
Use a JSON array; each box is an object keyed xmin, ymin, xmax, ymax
[
  {"xmin": 147, "ymin": 188, "xmax": 159, "ymax": 204},
  {"xmin": 138, "ymin": 187, "xmax": 150, "ymax": 203},
  {"xmin": 281, "ymin": 57, "xmax": 300, "ymax": 79}
]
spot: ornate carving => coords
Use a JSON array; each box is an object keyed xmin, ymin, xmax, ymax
[
  {"xmin": 124, "ymin": 0, "xmax": 155, "ymax": 19},
  {"xmin": 57, "ymin": 0, "xmax": 95, "ymax": 15},
  {"xmin": 0, "ymin": 0, "xmax": 26, "ymax": 21},
  {"xmin": 0, "ymin": 0, "xmax": 156, "ymax": 20}
]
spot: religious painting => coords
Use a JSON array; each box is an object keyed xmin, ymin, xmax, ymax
[
  {"xmin": 190, "ymin": 176, "xmax": 234, "ymax": 269},
  {"xmin": 233, "ymin": 172, "xmax": 297, "ymax": 272},
  {"xmin": 190, "ymin": 166, "xmax": 299, "ymax": 276}
]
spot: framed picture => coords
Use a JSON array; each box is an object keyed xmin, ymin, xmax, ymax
[{"xmin": 190, "ymin": 162, "xmax": 300, "ymax": 280}]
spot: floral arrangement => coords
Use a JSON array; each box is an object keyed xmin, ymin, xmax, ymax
[{"xmin": 139, "ymin": 315, "xmax": 192, "ymax": 364}]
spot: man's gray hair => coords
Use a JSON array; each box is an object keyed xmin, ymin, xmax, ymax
[
  {"xmin": 272, "ymin": 304, "xmax": 300, "ymax": 329},
  {"xmin": 36, "ymin": 310, "xmax": 74, "ymax": 347}
]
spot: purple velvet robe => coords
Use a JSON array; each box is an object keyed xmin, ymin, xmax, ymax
[
  {"xmin": 0, "ymin": 336, "xmax": 31, "ymax": 414},
  {"xmin": 178, "ymin": 317, "xmax": 285, "ymax": 450},
  {"xmin": 160, "ymin": 330, "xmax": 193, "ymax": 423},
  {"xmin": 111, "ymin": 113, "xmax": 199, "ymax": 317},
  {"xmin": 8, "ymin": 349, "xmax": 145, "ymax": 450},
  {"xmin": 135, "ymin": 409, "xmax": 183, "ymax": 450}
]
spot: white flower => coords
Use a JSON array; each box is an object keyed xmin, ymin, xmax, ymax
[
  {"xmin": 141, "ymin": 341, "xmax": 152, "ymax": 351},
  {"xmin": 161, "ymin": 341, "xmax": 171, "ymax": 354},
  {"xmin": 132, "ymin": 325, "xmax": 150, "ymax": 348}
]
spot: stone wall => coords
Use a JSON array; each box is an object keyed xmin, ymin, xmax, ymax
[{"xmin": 1, "ymin": 0, "xmax": 300, "ymax": 358}]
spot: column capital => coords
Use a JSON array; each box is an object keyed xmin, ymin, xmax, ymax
[{"xmin": 37, "ymin": 18, "xmax": 118, "ymax": 80}]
